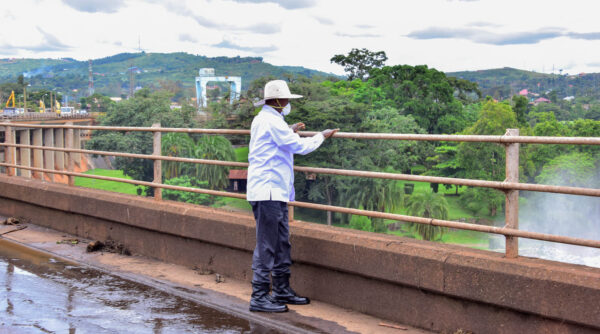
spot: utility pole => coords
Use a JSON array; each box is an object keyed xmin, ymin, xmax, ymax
[
  {"xmin": 129, "ymin": 62, "xmax": 135, "ymax": 99},
  {"xmin": 50, "ymin": 91, "xmax": 53, "ymax": 113},
  {"xmin": 88, "ymin": 60, "xmax": 94, "ymax": 96},
  {"xmin": 23, "ymin": 86, "xmax": 26, "ymax": 113}
]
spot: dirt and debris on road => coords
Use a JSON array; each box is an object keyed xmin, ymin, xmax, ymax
[{"xmin": 86, "ymin": 239, "xmax": 131, "ymax": 255}]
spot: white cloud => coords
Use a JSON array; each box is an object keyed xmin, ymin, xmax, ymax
[
  {"xmin": 62, "ymin": 0, "xmax": 126, "ymax": 13},
  {"xmin": 314, "ymin": 16, "xmax": 334, "ymax": 25},
  {"xmin": 227, "ymin": 0, "xmax": 316, "ymax": 9},
  {"xmin": 407, "ymin": 26, "xmax": 600, "ymax": 45},
  {"xmin": 212, "ymin": 38, "xmax": 278, "ymax": 53},
  {"xmin": 179, "ymin": 33, "xmax": 198, "ymax": 43},
  {"xmin": 0, "ymin": 0, "xmax": 599, "ymax": 76}
]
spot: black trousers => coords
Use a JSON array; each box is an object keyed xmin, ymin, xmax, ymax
[{"xmin": 250, "ymin": 201, "xmax": 292, "ymax": 284}]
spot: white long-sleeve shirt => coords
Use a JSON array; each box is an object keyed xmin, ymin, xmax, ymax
[{"xmin": 246, "ymin": 105, "xmax": 325, "ymax": 202}]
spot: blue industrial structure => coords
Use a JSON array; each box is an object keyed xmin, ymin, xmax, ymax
[{"xmin": 195, "ymin": 68, "xmax": 241, "ymax": 109}]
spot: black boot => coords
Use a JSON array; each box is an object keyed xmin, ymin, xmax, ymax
[
  {"xmin": 271, "ymin": 274, "xmax": 310, "ymax": 305},
  {"xmin": 249, "ymin": 282, "xmax": 288, "ymax": 313}
]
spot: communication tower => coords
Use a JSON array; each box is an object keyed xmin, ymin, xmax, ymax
[
  {"xmin": 129, "ymin": 62, "xmax": 135, "ymax": 99},
  {"xmin": 88, "ymin": 60, "xmax": 94, "ymax": 96}
]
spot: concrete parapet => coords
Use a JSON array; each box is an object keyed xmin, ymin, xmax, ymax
[{"xmin": 0, "ymin": 175, "xmax": 598, "ymax": 333}]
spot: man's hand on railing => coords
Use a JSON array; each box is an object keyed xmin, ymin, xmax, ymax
[
  {"xmin": 290, "ymin": 122, "xmax": 305, "ymax": 133},
  {"xmin": 322, "ymin": 129, "xmax": 339, "ymax": 139}
]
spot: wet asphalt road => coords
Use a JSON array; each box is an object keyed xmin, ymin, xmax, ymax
[{"xmin": 0, "ymin": 239, "xmax": 278, "ymax": 334}]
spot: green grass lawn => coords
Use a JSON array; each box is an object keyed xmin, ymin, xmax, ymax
[
  {"xmin": 387, "ymin": 226, "xmax": 490, "ymax": 249},
  {"xmin": 75, "ymin": 169, "xmax": 142, "ymax": 195},
  {"xmin": 213, "ymin": 197, "xmax": 252, "ymax": 211},
  {"xmin": 397, "ymin": 181, "xmax": 501, "ymax": 221},
  {"xmin": 235, "ymin": 147, "xmax": 249, "ymax": 162}
]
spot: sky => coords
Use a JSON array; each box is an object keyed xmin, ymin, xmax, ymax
[{"xmin": 1, "ymin": 0, "xmax": 599, "ymax": 75}]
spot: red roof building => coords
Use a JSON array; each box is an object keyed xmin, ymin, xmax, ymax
[
  {"xmin": 534, "ymin": 97, "xmax": 551, "ymax": 105},
  {"xmin": 228, "ymin": 169, "xmax": 247, "ymax": 179},
  {"xmin": 228, "ymin": 169, "xmax": 247, "ymax": 192}
]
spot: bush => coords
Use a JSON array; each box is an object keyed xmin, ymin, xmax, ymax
[
  {"xmin": 163, "ymin": 176, "xmax": 214, "ymax": 206},
  {"xmin": 349, "ymin": 214, "xmax": 373, "ymax": 232}
]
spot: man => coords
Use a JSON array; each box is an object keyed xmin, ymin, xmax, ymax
[{"xmin": 247, "ymin": 80, "xmax": 338, "ymax": 313}]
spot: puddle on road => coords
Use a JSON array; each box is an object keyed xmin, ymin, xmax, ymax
[{"xmin": 0, "ymin": 239, "xmax": 278, "ymax": 333}]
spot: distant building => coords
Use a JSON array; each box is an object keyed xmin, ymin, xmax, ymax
[
  {"xmin": 228, "ymin": 169, "xmax": 247, "ymax": 192},
  {"xmin": 519, "ymin": 89, "xmax": 528, "ymax": 96},
  {"xmin": 534, "ymin": 97, "xmax": 551, "ymax": 105},
  {"xmin": 195, "ymin": 68, "xmax": 241, "ymax": 109},
  {"xmin": 563, "ymin": 96, "xmax": 575, "ymax": 101}
]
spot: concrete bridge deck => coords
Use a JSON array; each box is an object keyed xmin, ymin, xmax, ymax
[
  {"xmin": 0, "ymin": 175, "xmax": 599, "ymax": 333},
  {"xmin": 0, "ymin": 222, "xmax": 428, "ymax": 334}
]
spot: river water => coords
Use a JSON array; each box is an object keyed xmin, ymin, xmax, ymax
[{"xmin": 0, "ymin": 240, "xmax": 277, "ymax": 333}]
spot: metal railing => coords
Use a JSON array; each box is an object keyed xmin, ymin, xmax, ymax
[
  {"xmin": 1, "ymin": 122, "xmax": 600, "ymax": 258},
  {"xmin": 0, "ymin": 112, "xmax": 91, "ymax": 121}
]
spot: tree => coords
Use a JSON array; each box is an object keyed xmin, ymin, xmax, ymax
[
  {"xmin": 427, "ymin": 144, "xmax": 464, "ymax": 195},
  {"xmin": 86, "ymin": 89, "xmax": 198, "ymax": 195},
  {"xmin": 193, "ymin": 135, "xmax": 236, "ymax": 190},
  {"xmin": 512, "ymin": 95, "xmax": 528, "ymax": 126},
  {"xmin": 458, "ymin": 101, "xmax": 520, "ymax": 181},
  {"xmin": 80, "ymin": 93, "xmax": 115, "ymax": 113},
  {"xmin": 535, "ymin": 152, "xmax": 596, "ymax": 187},
  {"xmin": 527, "ymin": 112, "xmax": 571, "ymax": 178},
  {"xmin": 459, "ymin": 187, "xmax": 504, "ymax": 217},
  {"xmin": 161, "ymin": 132, "xmax": 235, "ymax": 190},
  {"xmin": 405, "ymin": 190, "xmax": 449, "ymax": 241},
  {"xmin": 457, "ymin": 100, "xmax": 525, "ymax": 216},
  {"xmin": 330, "ymin": 48, "xmax": 387, "ymax": 81},
  {"xmin": 162, "ymin": 133, "xmax": 195, "ymax": 179},
  {"xmin": 163, "ymin": 176, "xmax": 215, "ymax": 205},
  {"xmin": 368, "ymin": 65, "xmax": 470, "ymax": 134},
  {"xmin": 289, "ymin": 95, "xmax": 370, "ymax": 225}
]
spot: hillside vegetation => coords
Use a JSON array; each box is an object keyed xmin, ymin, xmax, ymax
[
  {"xmin": 0, "ymin": 52, "xmax": 334, "ymax": 98},
  {"xmin": 449, "ymin": 67, "xmax": 600, "ymax": 101}
]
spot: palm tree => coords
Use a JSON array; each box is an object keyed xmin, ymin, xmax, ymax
[
  {"xmin": 162, "ymin": 133, "xmax": 195, "ymax": 179},
  {"xmin": 405, "ymin": 189, "xmax": 449, "ymax": 241},
  {"xmin": 341, "ymin": 177, "xmax": 403, "ymax": 231},
  {"xmin": 194, "ymin": 135, "xmax": 236, "ymax": 190}
]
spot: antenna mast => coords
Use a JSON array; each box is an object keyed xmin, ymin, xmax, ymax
[
  {"xmin": 129, "ymin": 62, "xmax": 135, "ymax": 98},
  {"xmin": 88, "ymin": 60, "xmax": 94, "ymax": 96}
]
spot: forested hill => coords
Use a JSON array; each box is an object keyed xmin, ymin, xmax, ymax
[
  {"xmin": 0, "ymin": 52, "xmax": 334, "ymax": 97},
  {"xmin": 449, "ymin": 67, "xmax": 600, "ymax": 101}
]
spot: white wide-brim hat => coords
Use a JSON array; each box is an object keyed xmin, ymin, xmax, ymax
[{"xmin": 253, "ymin": 80, "xmax": 303, "ymax": 107}]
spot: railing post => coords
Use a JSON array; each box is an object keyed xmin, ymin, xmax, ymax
[
  {"xmin": 44, "ymin": 128, "xmax": 55, "ymax": 182},
  {"xmin": 73, "ymin": 128, "xmax": 81, "ymax": 166},
  {"xmin": 288, "ymin": 204, "xmax": 294, "ymax": 222},
  {"xmin": 152, "ymin": 123, "xmax": 162, "ymax": 200},
  {"xmin": 32, "ymin": 129, "xmax": 43, "ymax": 179},
  {"xmin": 20, "ymin": 130, "xmax": 32, "ymax": 178},
  {"xmin": 504, "ymin": 128, "xmax": 519, "ymax": 258},
  {"xmin": 65, "ymin": 122, "xmax": 75, "ymax": 186},
  {"xmin": 4, "ymin": 125, "xmax": 15, "ymax": 176}
]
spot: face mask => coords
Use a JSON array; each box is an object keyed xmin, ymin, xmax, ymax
[
  {"xmin": 282, "ymin": 103, "xmax": 291, "ymax": 116},
  {"xmin": 274, "ymin": 100, "xmax": 291, "ymax": 116}
]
